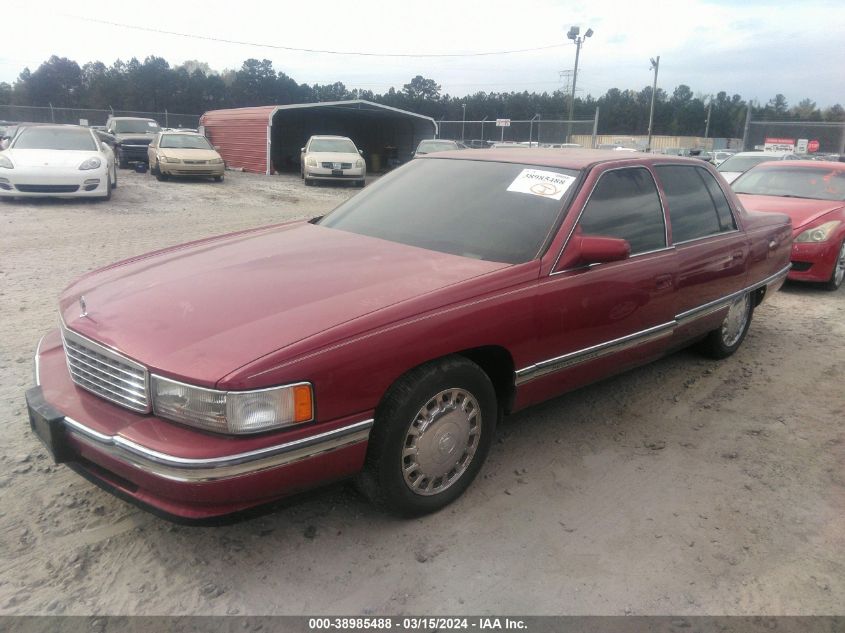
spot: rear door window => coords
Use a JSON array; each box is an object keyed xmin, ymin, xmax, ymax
[
  {"xmin": 577, "ymin": 167, "xmax": 666, "ymax": 254},
  {"xmin": 655, "ymin": 165, "xmax": 736, "ymax": 243}
]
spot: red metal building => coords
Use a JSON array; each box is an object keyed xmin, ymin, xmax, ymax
[{"xmin": 200, "ymin": 100, "xmax": 438, "ymax": 175}]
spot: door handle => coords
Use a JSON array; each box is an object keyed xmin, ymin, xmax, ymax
[
  {"xmin": 655, "ymin": 274, "xmax": 673, "ymax": 290},
  {"xmin": 731, "ymin": 250, "xmax": 744, "ymax": 261}
]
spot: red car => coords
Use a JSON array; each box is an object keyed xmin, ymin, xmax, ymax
[
  {"xmin": 27, "ymin": 150, "xmax": 792, "ymax": 520},
  {"xmin": 733, "ymin": 160, "xmax": 845, "ymax": 291}
]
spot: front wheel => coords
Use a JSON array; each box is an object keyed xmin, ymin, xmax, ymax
[
  {"xmin": 117, "ymin": 148, "xmax": 128, "ymax": 169},
  {"xmin": 697, "ymin": 292, "xmax": 754, "ymax": 359},
  {"xmin": 213, "ymin": 174, "xmax": 224, "ymax": 182},
  {"xmin": 154, "ymin": 161, "xmax": 167, "ymax": 181},
  {"xmin": 823, "ymin": 240, "xmax": 845, "ymax": 291},
  {"xmin": 356, "ymin": 356, "xmax": 497, "ymax": 516}
]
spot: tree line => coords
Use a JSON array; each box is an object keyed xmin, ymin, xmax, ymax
[{"xmin": 1, "ymin": 55, "xmax": 843, "ymax": 138}]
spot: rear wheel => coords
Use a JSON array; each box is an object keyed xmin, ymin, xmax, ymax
[
  {"xmin": 697, "ymin": 292, "xmax": 754, "ymax": 359},
  {"xmin": 111, "ymin": 165, "xmax": 118, "ymax": 189},
  {"xmin": 213, "ymin": 175, "xmax": 224, "ymax": 182},
  {"xmin": 356, "ymin": 356, "xmax": 496, "ymax": 516},
  {"xmin": 117, "ymin": 148, "xmax": 128, "ymax": 169},
  {"xmin": 823, "ymin": 240, "xmax": 845, "ymax": 291}
]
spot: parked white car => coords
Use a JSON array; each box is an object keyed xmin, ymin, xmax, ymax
[
  {"xmin": 0, "ymin": 125, "xmax": 116, "ymax": 200},
  {"xmin": 300, "ymin": 135, "xmax": 365, "ymax": 187},
  {"xmin": 717, "ymin": 151, "xmax": 798, "ymax": 184}
]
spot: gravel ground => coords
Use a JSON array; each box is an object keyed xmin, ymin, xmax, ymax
[{"xmin": 0, "ymin": 170, "xmax": 843, "ymax": 616}]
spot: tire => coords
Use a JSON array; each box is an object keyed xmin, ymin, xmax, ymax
[
  {"xmin": 117, "ymin": 148, "xmax": 128, "ymax": 169},
  {"xmin": 154, "ymin": 161, "xmax": 167, "ymax": 182},
  {"xmin": 100, "ymin": 173, "xmax": 112, "ymax": 201},
  {"xmin": 304, "ymin": 177, "xmax": 314, "ymax": 186},
  {"xmin": 356, "ymin": 355, "xmax": 497, "ymax": 516},
  {"xmin": 111, "ymin": 165, "xmax": 118, "ymax": 189},
  {"xmin": 356, "ymin": 179, "xmax": 365, "ymax": 188},
  {"xmin": 697, "ymin": 292, "xmax": 754, "ymax": 359},
  {"xmin": 213, "ymin": 175, "xmax": 224, "ymax": 183},
  {"xmin": 822, "ymin": 240, "xmax": 845, "ymax": 291}
]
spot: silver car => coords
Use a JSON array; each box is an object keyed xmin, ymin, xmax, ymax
[{"xmin": 300, "ymin": 135, "xmax": 366, "ymax": 187}]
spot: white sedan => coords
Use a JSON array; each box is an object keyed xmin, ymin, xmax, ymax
[
  {"xmin": 300, "ymin": 135, "xmax": 366, "ymax": 187},
  {"xmin": 0, "ymin": 125, "xmax": 116, "ymax": 200}
]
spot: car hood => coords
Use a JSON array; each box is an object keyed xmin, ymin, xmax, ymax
[
  {"xmin": 307, "ymin": 151, "xmax": 360, "ymax": 163},
  {"xmin": 7, "ymin": 148, "xmax": 98, "ymax": 168},
  {"xmin": 736, "ymin": 194, "xmax": 845, "ymax": 231},
  {"xmin": 60, "ymin": 222, "xmax": 508, "ymax": 386},
  {"xmin": 158, "ymin": 148, "xmax": 220, "ymax": 161},
  {"xmin": 719, "ymin": 171, "xmax": 742, "ymax": 184},
  {"xmin": 115, "ymin": 133, "xmax": 156, "ymax": 144}
]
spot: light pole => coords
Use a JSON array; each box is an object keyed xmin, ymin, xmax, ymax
[
  {"xmin": 566, "ymin": 25, "xmax": 593, "ymax": 142},
  {"xmin": 646, "ymin": 56, "xmax": 660, "ymax": 152},
  {"xmin": 461, "ymin": 104, "xmax": 466, "ymax": 142}
]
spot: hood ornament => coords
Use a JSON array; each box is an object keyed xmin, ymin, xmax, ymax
[{"xmin": 79, "ymin": 295, "xmax": 88, "ymax": 318}]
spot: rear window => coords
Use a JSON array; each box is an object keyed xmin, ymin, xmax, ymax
[
  {"xmin": 319, "ymin": 158, "xmax": 579, "ymax": 264},
  {"xmin": 717, "ymin": 155, "xmax": 777, "ymax": 173},
  {"xmin": 13, "ymin": 127, "xmax": 96, "ymax": 151},
  {"xmin": 733, "ymin": 166, "xmax": 845, "ymax": 202}
]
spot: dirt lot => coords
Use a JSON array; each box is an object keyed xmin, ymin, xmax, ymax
[{"xmin": 0, "ymin": 170, "xmax": 843, "ymax": 616}]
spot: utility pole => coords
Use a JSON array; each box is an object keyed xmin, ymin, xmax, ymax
[
  {"xmin": 565, "ymin": 26, "xmax": 593, "ymax": 142},
  {"xmin": 646, "ymin": 56, "xmax": 660, "ymax": 153},
  {"xmin": 461, "ymin": 103, "xmax": 466, "ymax": 142},
  {"xmin": 704, "ymin": 97, "xmax": 712, "ymax": 143}
]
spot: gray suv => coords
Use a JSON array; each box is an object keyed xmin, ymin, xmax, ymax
[{"xmin": 105, "ymin": 117, "xmax": 161, "ymax": 168}]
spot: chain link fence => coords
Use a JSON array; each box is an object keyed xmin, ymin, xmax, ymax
[
  {"xmin": 0, "ymin": 105, "xmax": 201, "ymax": 129},
  {"xmin": 744, "ymin": 118, "xmax": 845, "ymax": 155},
  {"xmin": 437, "ymin": 117, "xmax": 597, "ymax": 146}
]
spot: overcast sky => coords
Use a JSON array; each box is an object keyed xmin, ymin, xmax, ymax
[{"xmin": 2, "ymin": 0, "xmax": 843, "ymax": 107}]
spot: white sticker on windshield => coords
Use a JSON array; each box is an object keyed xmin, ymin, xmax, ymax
[
  {"xmin": 148, "ymin": 121, "xmax": 157, "ymax": 127},
  {"xmin": 506, "ymin": 169, "xmax": 575, "ymax": 200}
]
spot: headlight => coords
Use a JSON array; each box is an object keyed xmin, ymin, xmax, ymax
[
  {"xmin": 210, "ymin": 157, "xmax": 224, "ymax": 164},
  {"xmin": 0, "ymin": 155, "xmax": 15, "ymax": 169},
  {"xmin": 306, "ymin": 157, "xmax": 317, "ymax": 167},
  {"xmin": 151, "ymin": 376, "xmax": 314, "ymax": 434},
  {"xmin": 795, "ymin": 220, "xmax": 841, "ymax": 243},
  {"xmin": 78, "ymin": 157, "xmax": 101, "ymax": 170},
  {"xmin": 162, "ymin": 156, "xmax": 181, "ymax": 163},
  {"xmin": 355, "ymin": 159, "xmax": 364, "ymax": 168}
]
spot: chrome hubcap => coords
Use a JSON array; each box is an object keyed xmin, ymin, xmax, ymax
[
  {"xmin": 721, "ymin": 294, "xmax": 750, "ymax": 347},
  {"xmin": 402, "ymin": 388, "xmax": 481, "ymax": 496},
  {"xmin": 834, "ymin": 242, "xmax": 845, "ymax": 287}
]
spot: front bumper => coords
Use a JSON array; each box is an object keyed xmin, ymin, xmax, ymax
[
  {"xmin": 160, "ymin": 162, "xmax": 225, "ymax": 177},
  {"xmin": 0, "ymin": 167, "xmax": 109, "ymax": 198},
  {"xmin": 305, "ymin": 166, "xmax": 365, "ymax": 181},
  {"xmin": 28, "ymin": 330, "xmax": 373, "ymax": 520},
  {"xmin": 788, "ymin": 240, "xmax": 840, "ymax": 283}
]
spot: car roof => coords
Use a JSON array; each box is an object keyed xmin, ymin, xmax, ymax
[
  {"xmin": 159, "ymin": 130, "xmax": 202, "ymax": 135},
  {"xmin": 746, "ymin": 159, "xmax": 845, "ymax": 171},
  {"xmin": 309, "ymin": 135, "xmax": 352, "ymax": 140},
  {"xmin": 110, "ymin": 117, "xmax": 157, "ymax": 121},
  {"xmin": 418, "ymin": 148, "xmax": 708, "ymax": 170},
  {"xmin": 733, "ymin": 151, "xmax": 793, "ymax": 156}
]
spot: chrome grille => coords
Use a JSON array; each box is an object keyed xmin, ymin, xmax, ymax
[
  {"xmin": 321, "ymin": 162, "xmax": 352, "ymax": 169},
  {"xmin": 61, "ymin": 325, "xmax": 150, "ymax": 413}
]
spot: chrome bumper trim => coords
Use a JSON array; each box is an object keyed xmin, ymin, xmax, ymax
[
  {"xmin": 515, "ymin": 264, "xmax": 791, "ymax": 386},
  {"xmin": 63, "ymin": 416, "xmax": 374, "ymax": 483}
]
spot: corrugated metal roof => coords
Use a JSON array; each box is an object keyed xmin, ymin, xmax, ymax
[
  {"xmin": 200, "ymin": 106, "xmax": 274, "ymax": 174},
  {"xmin": 200, "ymin": 101, "xmax": 438, "ymax": 175}
]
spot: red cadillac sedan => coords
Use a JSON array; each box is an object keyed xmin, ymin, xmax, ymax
[
  {"xmin": 733, "ymin": 160, "xmax": 845, "ymax": 291},
  {"xmin": 27, "ymin": 150, "xmax": 792, "ymax": 520}
]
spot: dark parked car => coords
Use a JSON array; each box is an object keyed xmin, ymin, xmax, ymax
[
  {"xmin": 27, "ymin": 150, "xmax": 791, "ymax": 520},
  {"xmin": 105, "ymin": 116, "xmax": 161, "ymax": 167}
]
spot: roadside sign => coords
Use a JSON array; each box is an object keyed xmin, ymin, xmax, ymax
[
  {"xmin": 807, "ymin": 140, "xmax": 820, "ymax": 153},
  {"xmin": 495, "ymin": 119, "xmax": 511, "ymax": 127},
  {"xmin": 79, "ymin": 118, "xmax": 88, "ymax": 127},
  {"xmin": 764, "ymin": 137, "xmax": 795, "ymax": 152}
]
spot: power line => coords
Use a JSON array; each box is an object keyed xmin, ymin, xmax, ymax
[{"xmin": 56, "ymin": 12, "xmax": 566, "ymax": 58}]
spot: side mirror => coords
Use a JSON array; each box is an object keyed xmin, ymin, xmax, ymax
[
  {"xmin": 358, "ymin": 149, "xmax": 364, "ymax": 155},
  {"xmin": 214, "ymin": 145, "xmax": 221, "ymax": 151},
  {"xmin": 300, "ymin": 147, "xmax": 306, "ymax": 153},
  {"xmin": 577, "ymin": 235, "xmax": 631, "ymax": 266}
]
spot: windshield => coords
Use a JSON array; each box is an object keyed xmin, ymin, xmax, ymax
[
  {"xmin": 309, "ymin": 138, "xmax": 357, "ymax": 153},
  {"xmin": 114, "ymin": 120, "xmax": 160, "ymax": 134},
  {"xmin": 160, "ymin": 134, "xmax": 213, "ymax": 150},
  {"xmin": 318, "ymin": 158, "xmax": 579, "ymax": 264},
  {"xmin": 733, "ymin": 166, "xmax": 845, "ymax": 201},
  {"xmin": 718, "ymin": 155, "xmax": 779, "ymax": 173},
  {"xmin": 13, "ymin": 127, "xmax": 96, "ymax": 151},
  {"xmin": 417, "ymin": 140, "xmax": 457, "ymax": 153}
]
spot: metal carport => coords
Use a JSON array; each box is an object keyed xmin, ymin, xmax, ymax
[{"xmin": 200, "ymin": 100, "xmax": 438, "ymax": 175}]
